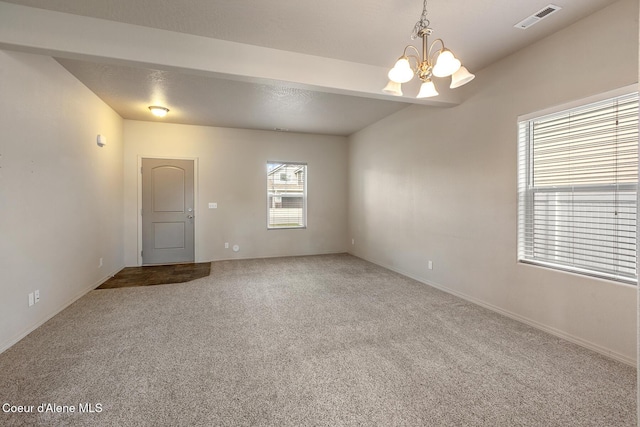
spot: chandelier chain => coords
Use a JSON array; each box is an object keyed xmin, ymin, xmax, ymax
[{"xmin": 411, "ymin": 0, "xmax": 430, "ymax": 40}]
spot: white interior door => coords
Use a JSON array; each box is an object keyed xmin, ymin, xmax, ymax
[{"xmin": 141, "ymin": 158, "xmax": 195, "ymax": 265}]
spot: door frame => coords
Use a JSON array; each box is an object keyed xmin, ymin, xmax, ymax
[{"xmin": 137, "ymin": 155, "xmax": 199, "ymax": 266}]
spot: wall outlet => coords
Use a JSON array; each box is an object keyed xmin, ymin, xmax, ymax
[
  {"xmin": 428, "ymin": 260, "xmax": 433, "ymax": 270},
  {"xmin": 351, "ymin": 238, "xmax": 355, "ymax": 245},
  {"xmin": 34, "ymin": 290, "xmax": 40, "ymax": 303},
  {"xmin": 28, "ymin": 292, "xmax": 34, "ymax": 307},
  {"xmin": 225, "ymin": 242, "xmax": 229, "ymax": 249},
  {"xmin": 99, "ymin": 257, "xmax": 103, "ymax": 268}
]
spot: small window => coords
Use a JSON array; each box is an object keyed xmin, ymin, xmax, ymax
[
  {"xmin": 267, "ymin": 162, "xmax": 307, "ymax": 229},
  {"xmin": 517, "ymin": 91, "xmax": 638, "ymax": 283}
]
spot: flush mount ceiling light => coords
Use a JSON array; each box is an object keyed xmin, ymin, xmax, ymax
[
  {"xmin": 383, "ymin": 0, "xmax": 474, "ymax": 99},
  {"xmin": 148, "ymin": 106, "xmax": 169, "ymax": 117}
]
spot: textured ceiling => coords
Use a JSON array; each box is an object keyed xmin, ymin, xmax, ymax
[
  {"xmin": 2, "ymin": 0, "xmax": 618, "ymax": 70},
  {"xmin": 55, "ymin": 59, "xmax": 409, "ymax": 135},
  {"xmin": 1, "ymin": 0, "xmax": 621, "ymax": 135}
]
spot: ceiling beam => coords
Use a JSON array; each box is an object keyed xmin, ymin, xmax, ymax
[{"xmin": 0, "ymin": 1, "xmax": 460, "ymax": 107}]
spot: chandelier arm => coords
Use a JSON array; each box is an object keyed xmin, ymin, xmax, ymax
[
  {"xmin": 428, "ymin": 38, "xmax": 446, "ymax": 63},
  {"xmin": 403, "ymin": 45, "xmax": 422, "ymax": 59}
]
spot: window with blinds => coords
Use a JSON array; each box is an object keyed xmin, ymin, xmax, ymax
[
  {"xmin": 517, "ymin": 91, "xmax": 638, "ymax": 284},
  {"xmin": 267, "ymin": 162, "xmax": 307, "ymax": 229}
]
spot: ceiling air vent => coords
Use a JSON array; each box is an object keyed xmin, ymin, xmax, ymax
[{"xmin": 514, "ymin": 4, "xmax": 562, "ymax": 30}]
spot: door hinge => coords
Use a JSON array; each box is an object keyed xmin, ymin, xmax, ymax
[
  {"xmin": 141, "ymin": 251, "xmax": 143, "ymax": 258},
  {"xmin": 140, "ymin": 209, "xmax": 143, "ymax": 217},
  {"xmin": 140, "ymin": 166, "xmax": 143, "ymax": 174}
]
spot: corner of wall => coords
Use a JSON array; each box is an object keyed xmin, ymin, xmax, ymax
[{"xmin": 0, "ymin": 50, "xmax": 125, "ymax": 353}]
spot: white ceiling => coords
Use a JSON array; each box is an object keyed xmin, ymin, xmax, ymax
[
  {"xmin": 1, "ymin": 0, "xmax": 620, "ymax": 135},
  {"xmin": 53, "ymin": 60, "xmax": 409, "ymax": 135}
]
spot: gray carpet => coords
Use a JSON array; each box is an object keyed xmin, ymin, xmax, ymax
[{"xmin": 0, "ymin": 254, "xmax": 635, "ymax": 426}]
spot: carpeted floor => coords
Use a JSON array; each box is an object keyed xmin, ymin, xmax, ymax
[
  {"xmin": 0, "ymin": 254, "xmax": 635, "ymax": 426},
  {"xmin": 97, "ymin": 262, "xmax": 211, "ymax": 289}
]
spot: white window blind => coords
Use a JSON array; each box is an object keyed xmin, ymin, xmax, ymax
[
  {"xmin": 517, "ymin": 92, "xmax": 638, "ymax": 284},
  {"xmin": 267, "ymin": 162, "xmax": 307, "ymax": 229}
]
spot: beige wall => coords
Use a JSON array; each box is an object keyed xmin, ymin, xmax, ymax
[
  {"xmin": 348, "ymin": 0, "xmax": 639, "ymax": 364},
  {"xmin": 123, "ymin": 121, "xmax": 348, "ymax": 266},
  {"xmin": 0, "ymin": 50, "xmax": 124, "ymax": 352}
]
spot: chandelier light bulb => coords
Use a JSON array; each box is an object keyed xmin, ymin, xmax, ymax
[
  {"xmin": 388, "ymin": 57, "xmax": 414, "ymax": 83},
  {"xmin": 382, "ymin": 80, "xmax": 403, "ymax": 96},
  {"xmin": 416, "ymin": 80, "xmax": 439, "ymax": 98},
  {"xmin": 432, "ymin": 49, "xmax": 461, "ymax": 77},
  {"xmin": 450, "ymin": 66, "xmax": 475, "ymax": 89}
]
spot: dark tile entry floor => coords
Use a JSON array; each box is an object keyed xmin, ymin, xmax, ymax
[{"xmin": 97, "ymin": 263, "xmax": 211, "ymax": 289}]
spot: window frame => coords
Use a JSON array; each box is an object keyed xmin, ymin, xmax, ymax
[
  {"xmin": 266, "ymin": 161, "xmax": 307, "ymax": 230},
  {"xmin": 517, "ymin": 86, "xmax": 638, "ymax": 285}
]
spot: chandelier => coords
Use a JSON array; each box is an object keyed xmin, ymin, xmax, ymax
[{"xmin": 383, "ymin": 0, "xmax": 474, "ymax": 98}]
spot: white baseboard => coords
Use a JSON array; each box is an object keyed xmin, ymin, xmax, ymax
[
  {"xmin": 0, "ymin": 266, "xmax": 123, "ymax": 354},
  {"xmin": 351, "ymin": 252, "xmax": 636, "ymax": 367}
]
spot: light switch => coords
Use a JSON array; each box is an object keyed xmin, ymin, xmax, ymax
[{"xmin": 208, "ymin": 202, "xmax": 217, "ymax": 209}]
